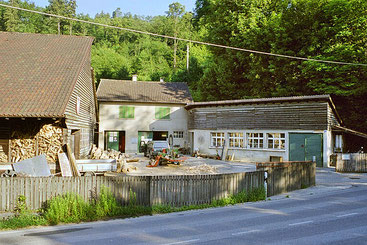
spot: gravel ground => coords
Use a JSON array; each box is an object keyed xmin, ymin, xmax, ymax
[{"xmin": 124, "ymin": 155, "xmax": 256, "ymax": 176}]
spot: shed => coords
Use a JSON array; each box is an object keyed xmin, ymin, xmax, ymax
[
  {"xmin": 185, "ymin": 95, "xmax": 367, "ymax": 167},
  {"xmin": 0, "ymin": 32, "xmax": 97, "ymax": 164}
]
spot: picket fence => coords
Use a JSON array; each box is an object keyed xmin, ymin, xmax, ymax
[{"xmin": 0, "ymin": 171, "xmax": 265, "ymax": 211}]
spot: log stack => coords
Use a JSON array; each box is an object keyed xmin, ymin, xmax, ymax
[
  {"xmin": 90, "ymin": 144, "xmax": 130, "ymax": 162},
  {"xmin": 0, "ymin": 152, "xmax": 8, "ymax": 162},
  {"xmin": 10, "ymin": 124, "xmax": 63, "ymax": 163},
  {"xmin": 37, "ymin": 125, "xmax": 63, "ymax": 163}
]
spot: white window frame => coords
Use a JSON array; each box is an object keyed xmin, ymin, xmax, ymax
[
  {"xmin": 228, "ymin": 132, "xmax": 244, "ymax": 148},
  {"xmin": 247, "ymin": 133, "xmax": 264, "ymax": 149},
  {"xmin": 173, "ymin": 131, "xmax": 184, "ymax": 138},
  {"xmin": 210, "ymin": 132, "xmax": 225, "ymax": 147},
  {"xmin": 267, "ymin": 133, "xmax": 286, "ymax": 149}
]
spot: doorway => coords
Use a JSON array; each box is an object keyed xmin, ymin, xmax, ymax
[
  {"xmin": 71, "ymin": 129, "xmax": 80, "ymax": 160},
  {"xmin": 289, "ymin": 133, "xmax": 323, "ymax": 167},
  {"xmin": 105, "ymin": 131, "xmax": 125, "ymax": 153}
]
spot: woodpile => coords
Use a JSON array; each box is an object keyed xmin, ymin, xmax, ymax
[
  {"xmin": 37, "ymin": 125, "xmax": 63, "ymax": 163},
  {"xmin": 90, "ymin": 144, "xmax": 130, "ymax": 162},
  {"xmin": 10, "ymin": 124, "xmax": 63, "ymax": 163},
  {"xmin": 0, "ymin": 152, "xmax": 7, "ymax": 163}
]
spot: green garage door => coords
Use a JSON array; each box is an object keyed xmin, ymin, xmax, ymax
[{"xmin": 289, "ymin": 133, "xmax": 323, "ymax": 167}]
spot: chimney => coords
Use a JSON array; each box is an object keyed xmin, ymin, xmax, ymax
[
  {"xmin": 160, "ymin": 77, "xmax": 164, "ymax": 82},
  {"xmin": 132, "ymin": 75, "xmax": 138, "ymax": 82}
]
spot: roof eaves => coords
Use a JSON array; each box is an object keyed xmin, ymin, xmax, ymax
[{"xmin": 185, "ymin": 95, "xmax": 331, "ymax": 110}]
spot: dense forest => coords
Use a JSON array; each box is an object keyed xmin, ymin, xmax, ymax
[{"xmin": 0, "ymin": 0, "xmax": 366, "ymax": 134}]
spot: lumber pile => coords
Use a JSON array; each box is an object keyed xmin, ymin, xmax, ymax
[
  {"xmin": 90, "ymin": 145, "xmax": 130, "ymax": 162},
  {"xmin": 10, "ymin": 124, "xmax": 63, "ymax": 163}
]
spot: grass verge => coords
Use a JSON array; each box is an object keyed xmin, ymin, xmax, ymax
[{"xmin": 0, "ymin": 186, "xmax": 265, "ymax": 230}]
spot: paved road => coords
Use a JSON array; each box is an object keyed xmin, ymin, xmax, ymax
[{"xmin": 1, "ymin": 168, "xmax": 367, "ymax": 245}]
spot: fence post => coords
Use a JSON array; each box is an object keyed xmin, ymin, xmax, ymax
[{"xmin": 264, "ymin": 171, "xmax": 268, "ymax": 198}]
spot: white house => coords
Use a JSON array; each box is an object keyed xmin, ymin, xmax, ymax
[{"xmin": 96, "ymin": 78, "xmax": 192, "ymax": 153}]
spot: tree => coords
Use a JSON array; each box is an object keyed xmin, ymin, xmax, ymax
[
  {"xmin": 166, "ymin": 2, "xmax": 185, "ymax": 70},
  {"xmin": 112, "ymin": 7, "xmax": 122, "ymax": 18},
  {"xmin": 194, "ymin": 0, "xmax": 367, "ymax": 132},
  {"xmin": 47, "ymin": 0, "xmax": 76, "ymax": 34},
  {"xmin": 3, "ymin": 0, "xmax": 21, "ymax": 32}
]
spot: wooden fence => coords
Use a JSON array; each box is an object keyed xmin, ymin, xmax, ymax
[
  {"xmin": 335, "ymin": 153, "xmax": 367, "ymax": 173},
  {"xmin": 0, "ymin": 171, "xmax": 265, "ymax": 211},
  {"xmin": 257, "ymin": 161, "xmax": 316, "ymax": 196}
]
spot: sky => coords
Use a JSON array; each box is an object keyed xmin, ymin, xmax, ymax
[{"xmin": 30, "ymin": 0, "xmax": 197, "ymax": 17}]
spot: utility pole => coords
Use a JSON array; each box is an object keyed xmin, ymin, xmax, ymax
[{"xmin": 186, "ymin": 43, "xmax": 190, "ymax": 72}]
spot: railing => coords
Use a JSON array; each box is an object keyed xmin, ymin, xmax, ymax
[{"xmin": 0, "ymin": 171, "xmax": 265, "ymax": 211}]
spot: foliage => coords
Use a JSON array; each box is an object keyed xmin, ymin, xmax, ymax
[
  {"xmin": 93, "ymin": 186, "xmax": 120, "ymax": 218},
  {"xmin": 14, "ymin": 195, "xmax": 27, "ymax": 216},
  {"xmin": 43, "ymin": 193, "xmax": 92, "ymax": 225},
  {"xmin": 0, "ymin": 0, "xmax": 366, "ymax": 133},
  {"xmin": 0, "ymin": 186, "xmax": 266, "ymax": 230},
  {"xmin": 0, "ymin": 214, "xmax": 47, "ymax": 230}
]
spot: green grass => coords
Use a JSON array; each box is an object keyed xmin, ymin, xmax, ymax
[{"xmin": 0, "ymin": 186, "xmax": 266, "ymax": 230}]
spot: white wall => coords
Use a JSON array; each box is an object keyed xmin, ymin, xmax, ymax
[
  {"xmin": 98, "ymin": 102, "xmax": 188, "ymax": 153},
  {"xmin": 190, "ymin": 129, "xmax": 331, "ymax": 164}
]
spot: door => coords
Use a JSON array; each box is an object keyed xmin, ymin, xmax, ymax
[
  {"xmin": 119, "ymin": 131, "xmax": 125, "ymax": 153},
  {"xmin": 289, "ymin": 133, "xmax": 323, "ymax": 167},
  {"xmin": 71, "ymin": 130, "xmax": 81, "ymax": 159},
  {"xmin": 106, "ymin": 131, "xmax": 119, "ymax": 151}
]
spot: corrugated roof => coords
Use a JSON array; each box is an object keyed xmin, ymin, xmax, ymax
[
  {"xmin": 185, "ymin": 94, "xmax": 332, "ymax": 109},
  {"xmin": 0, "ymin": 32, "xmax": 94, "ymax": 118},
  {"xmin": 97, "ymin": 79, "xmax": 193, "ymax": 104}
]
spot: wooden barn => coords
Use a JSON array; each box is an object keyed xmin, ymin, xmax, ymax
[
  {"xmin": 185, "ymin": 95, "xmax": 367, "ymax": 167},
  {"xmin": 0, "ymin": 32, "xmax": 97, "ymax": 164}
]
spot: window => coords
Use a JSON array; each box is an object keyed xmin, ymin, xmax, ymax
[
  {"xmin": 247, "ymin": 133, "xmax": 264, "ymax": 148},
  {"xmin": 228, "ymin": 132, "xmax": 243, "ymax": 148},
  {"xmin": 119, "ymin": 106, "xmax": 134, "ymax": 119},
  {"xmin": 173, "ymin": 131, "xmax": 184, "ymax": 138},
  {"xmin": 155, "ymin": 107, "xmax": 170, "ymax": 119},
  {"xmin": 267, "ymin": 133, "xmax": 285, "ymax": 149},
  {"xmin": 211, "ymin": 132, "xmax": 225, "ymax": 147}
]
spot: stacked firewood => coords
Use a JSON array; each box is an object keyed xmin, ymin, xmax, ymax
[
  {"xmin": 0, "ymin": 152, "xmax": 8, "ymax": 162},
  {"xmin": 37, "ymin": 125, "xmax": 63, "ymax": 163},
  {"xmin": 10, "ymin": 134, "xmax": 37, "ymax": 163},
  {"xmin": 10, "ymin": 124, "xmax": 63, "ymax": 163},
  {"xmin": 90, "ymin": 145, "xmax": 130, "ymax": 162}
]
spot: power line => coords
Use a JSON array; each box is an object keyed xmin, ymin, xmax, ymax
[{"xmin": 1, "ymin": 3, "xmax": 367, "ymax": 67}]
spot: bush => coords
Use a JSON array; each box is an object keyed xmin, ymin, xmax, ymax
[
  {"xmin": 43, "ymin": 193, "xmax": 93, "ymax": 225},
  {"xmin": 94, "ymin": 186, "xmax": 120, "ymax": 218}
]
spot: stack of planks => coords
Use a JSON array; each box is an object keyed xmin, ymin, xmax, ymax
[{"xmin": 10, "ymin": 124, "xmax": 63, "ymax": 163}]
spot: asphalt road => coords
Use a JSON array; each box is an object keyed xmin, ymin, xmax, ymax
[{"xmin": 1, "ymin": 168, "xmax": 366, "ymax": 245}]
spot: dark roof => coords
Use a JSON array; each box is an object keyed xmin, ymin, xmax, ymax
[
  {"xmin": 185, "ymin": 94, "xmax": 332, "ymax": 109},
  {"xmin": 0, "ymin": 32, "xmax": 94, "ymax": 118},
  {"xmin": 186, "ymin": 94, "xmax": 343, "ymax": 125},
  {"xmin": 97, "ymin": 79, "xmax": 193, "ymax": 104}
]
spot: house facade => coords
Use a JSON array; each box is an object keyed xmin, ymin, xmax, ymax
[
  {"xmin": 0, "ymin": 32, "xmax": 97, "ymax": 163},
  {"xmin": 185, "ymin": 95, "xmax": 354, "ymax": 167},
  {"xmin": 97, "ymin": 78, "xmax": 192, "ymax": 153}
]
